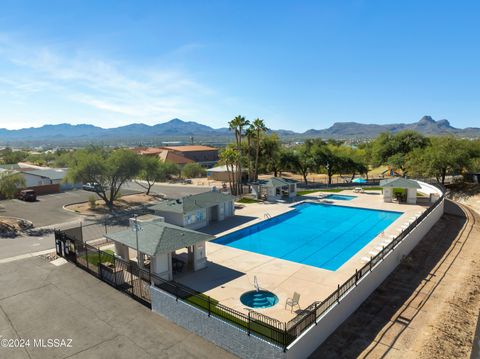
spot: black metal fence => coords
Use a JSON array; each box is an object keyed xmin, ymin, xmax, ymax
[
  {"xmin": 284, "ymin": 186, "xmax": 445, "ymax": 340},
  {"xmin": 55, "ymin": 184, "xmax": 445, "ymax": 350}
]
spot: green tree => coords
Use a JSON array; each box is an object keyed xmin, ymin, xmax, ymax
[
  {"xmin": 0, "ymin": 148, "xmax": 29, "ymax": 164},
  {"xmin": 228, "ymin": 115, "xmax": 250, "ymax": 195},
  {"xmin": 219, "ymin": 145, "xmax": 240, "ymax": 194},
  {"xmin": 370, "ymin": 130, "xmax": 429, "ymax": 174},
  {"xmin": 181, "ymin": 163, "xmax": 206, "ymax": 179},
  {"xmin": 251, "ymin": 118, "xmax": 268, "ymax": 181},
  {"xmin": 0, "ymin": 171, "xmax": 26, "ymax": 199},
  {"xmin": 136, "ymin": 156, "xmax": 179, "ymax": 195},
  {"xmin": 67, "ymin": 148, "xmax": 142, "ymax": 208},
  {"xmin": 259, "ymin": 134, "xmax": 283, "ymax": 177},
  {"xmin": 406, "ymin": 136, "xmax": 472, "ymax": 185},
  {"xmin": 285, "ymin": 144, "xmax": 317, "ymax": 185}
]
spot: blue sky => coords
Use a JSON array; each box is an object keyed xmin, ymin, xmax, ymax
[{"xmin": 0, "ymin": 1, "xmax": 479, "ymax": 131}]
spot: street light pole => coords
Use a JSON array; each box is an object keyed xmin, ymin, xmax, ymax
[{"xmin": 133, "ymin": 214, "xmax": 141, "ymax": 267}]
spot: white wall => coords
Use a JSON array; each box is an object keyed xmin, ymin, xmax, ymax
[
  {"xmin": 285, "ymin": 184, "xmax": 444, "ymax": 359},
  {"xmin": 149, "ymin": 181, "xmax": 444, "ymax": 359},
  {"xmin": 151, "ymin": 252, "xmax": 171, "ymax": 280}
]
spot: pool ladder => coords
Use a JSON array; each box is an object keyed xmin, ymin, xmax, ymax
[
  {"xmin": 254, "ymin": 275, "xmax": 260, "ymax": 292},
  {"xmin": 264, "ymin": 212, "xmax": 272, "ymax": 219}
]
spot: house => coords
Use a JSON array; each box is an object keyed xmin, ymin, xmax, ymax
[
  {"xmin": 250, "ymin": 177, "xmax": 298, "ymax": 201},
  {"xmin": 380, "ymin": 177, "xmax": 421, "ymax": 204},
  {"xmin": 206, "ymin": 165, "xmax": 248, "ymax": 182},
  {"xmin": 0, "ymin": 165, "xmax": 71, "ymax": 194},
  {"xmin": 149, "ymin": 191, "xmax": 235, "ymax": 230},
  {"xmin": 162, "ymin": 145, "xmax": 219, "ymax": 168},
  {"xmin": 105, "ymin": 215, "xmax": 214, "ymax": 281},
  {"xmin": 132, "ymin": 147, "xmax": 194, "ymax": 167}
]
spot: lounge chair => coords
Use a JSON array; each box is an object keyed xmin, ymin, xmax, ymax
[{"xmin": 285, "ymin": 292, "xmax": 301, "ymax": 312}]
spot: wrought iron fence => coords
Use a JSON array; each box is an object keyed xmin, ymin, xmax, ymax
[{"xmin": 55, "ymin": 183, "xmax": 444, "ymax": 350}]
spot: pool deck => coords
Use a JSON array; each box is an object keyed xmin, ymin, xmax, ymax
[{"xmin": 174, "ymin": 189, "xmax": 431, "ymax": 323}]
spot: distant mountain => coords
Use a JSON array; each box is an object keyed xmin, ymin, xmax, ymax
[
  {"xmin": 0, "ymin": 116, "xmax": 478, "ymax": 147},
  {"xmin": 304, "ymin": 116, "xmax": 472, "ymax": 138}
]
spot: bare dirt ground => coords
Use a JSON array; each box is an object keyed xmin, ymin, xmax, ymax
[
  {"xmin": 65, "ymin": 193, "xmax": 156, "ymax": 215},
  {"xmin": 310, "ymin": 199, "xmax": 480, "ymax": 359}
]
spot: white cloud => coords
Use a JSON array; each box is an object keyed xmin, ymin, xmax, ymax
[{"xmin": 0, "ymin": 33, "xmax": 220, "ymax": 126}]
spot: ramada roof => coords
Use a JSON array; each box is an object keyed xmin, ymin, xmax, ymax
[
  {"xmin": 380, "ymin": 177, "xmax": 421, "ymax": 189},
  {"xmin": 105, "ymin": 221, "xmax": 213, "ymax": 256},
  {"xmin": 150, "ymin": 191, "xmax": 235, "ymax": 214},
  {"xmin": 252, "ymin": 177, "xmax": 298, "ymax": 188}
]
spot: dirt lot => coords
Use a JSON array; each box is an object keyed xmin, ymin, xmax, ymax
[
  {"xmin": 65, "ymin": 193, "xmax": 156, "ymax": 215},
  {"xmin": 311, "ymin": 200, "xmax": 480, "ymax": 359}
]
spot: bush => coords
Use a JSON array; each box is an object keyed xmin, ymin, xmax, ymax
[
  {"xmin": 181, "ymin": 163, "xmax": 206, "ymax": 178},
  {"xmin": 88, "ymin": 195, "xmax": 97, "ymax": 209}
]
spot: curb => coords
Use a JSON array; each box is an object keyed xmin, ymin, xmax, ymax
[{"xmin": 0, "ymin": 248, "xmax": 55, "ymax": 264}]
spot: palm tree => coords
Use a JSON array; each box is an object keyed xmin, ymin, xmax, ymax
[
  {"xmin": 245, "ymin": 126, "xmax": 256, "ymax": 182},
  {"xmin": 251, "ymin": 118, "xmax": 268, "ymax": 181},
  {"xmin": 219, "ymin": 145, "xmax": 239, "ymax": 194},
  {"xmin": 228, "ymin": 115, "xmax": 250, "ymax": 194}
]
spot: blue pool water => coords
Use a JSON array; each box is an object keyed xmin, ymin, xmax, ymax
[
  {"xmin": 325, "ymin": 194, "xmax": 356, "ymax": 201},
  {"xmin": 214, "ymin": 203, "xmax": 402, "ymax": 271},
  {"xmin": 240, "ymin": 290, "xmax": 279, "ymax": 308}
]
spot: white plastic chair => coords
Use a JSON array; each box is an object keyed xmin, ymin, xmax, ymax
[{"xmin": 285, "ymin": 292, "xmax": 301, "ymax": 312}]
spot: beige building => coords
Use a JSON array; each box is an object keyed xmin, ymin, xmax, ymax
[{"xmin": 149, "ymin": 191, "xmax": 235, "ymax": 230}]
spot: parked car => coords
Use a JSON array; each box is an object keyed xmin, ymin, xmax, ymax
[
  {"xmin": 17, "ymin": 189, "xmax": 37, "ymax": 202},
  {"xmin": 82, "ymin": 182, "xmax": 102, "ymax": 192}
]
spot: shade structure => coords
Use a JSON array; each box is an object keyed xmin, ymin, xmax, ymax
[{"xmin": 352, "ymin": 178, "xmax": 367, "ymax": 184}]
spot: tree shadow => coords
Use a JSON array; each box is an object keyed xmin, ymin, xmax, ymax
[{"xmin": 309, "ymin": 200, "xmax": 468, "ymax": 358}]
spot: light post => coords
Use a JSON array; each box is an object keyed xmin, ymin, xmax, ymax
[{"xmin": 132, "ymin": 214, "xmax": 143, "ymax": 267}]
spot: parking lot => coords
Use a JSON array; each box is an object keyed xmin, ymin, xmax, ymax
[
  {"xmin": 0, "ymin": 183, "xmax": 212, "ymax": 260},
  {"xmin": 0, "ymin": 182, "xmax": 211, "ymax": 228},
  {"xmin": 0, "ymin": 257, "xmax": 236, "ymax": 359}
]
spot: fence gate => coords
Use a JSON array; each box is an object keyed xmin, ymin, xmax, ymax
[{"xmin": 55, "ymin": 230, "xmax": 77, "ymax": 263}]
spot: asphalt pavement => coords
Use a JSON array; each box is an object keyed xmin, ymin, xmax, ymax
[
  {"xmin": 0, "ymin": 182, "xmax": 212, "ymax": 260},
  {"xmin": 0, "ymin": 257, "xmax": 236, "ymax": 359}
]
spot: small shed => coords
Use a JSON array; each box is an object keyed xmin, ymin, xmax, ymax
[
  {"xmin": 250, "ymin": 177, "xmax": 298, "ymax": 201},
  {"xmin": 380, "ymin": 177, "xmax": 421, "ymax": 204},
  {"xmin": 105, "ymin": 219, "xmax": 214, "ymax": 281}
]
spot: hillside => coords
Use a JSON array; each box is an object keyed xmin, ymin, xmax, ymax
[{"xmin": 0, "ymin": 116, "xmax": 478, "ymax": 147}]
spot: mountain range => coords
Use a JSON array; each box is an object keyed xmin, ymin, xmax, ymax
[{"xmin": 0, "ymin": 116, "xmax": 479, "ymax": 147}]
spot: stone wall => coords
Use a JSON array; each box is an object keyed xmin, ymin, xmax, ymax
[{"xmin": 150, "ymin": 286, "xmax": 285, "ymax": 359}]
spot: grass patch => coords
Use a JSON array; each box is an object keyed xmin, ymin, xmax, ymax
[
  {"xmin": 297, "ymin": 189, "xmax": 343, "ymax": 196},
  {"xmin": 81, "ymin": 249, "xmax": 115, "ymax": 266},
  {"xmin": 184, "ymin": 294, "xmax": 283, "ymax": 342},
  {"xmin": 237, "ymin": 197, "xmax": 260, "ymax": 204}
]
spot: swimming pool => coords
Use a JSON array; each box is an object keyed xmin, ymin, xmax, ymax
[
  {"xmin": 325, "ymin": 194, "xmax": 356, "ymax": 201},
  {"xmin": 213, "ymin": 203, "xmax": 402, "ymax": 271}
]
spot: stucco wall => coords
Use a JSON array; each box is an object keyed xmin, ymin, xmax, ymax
[{"xmin": 285, "ymin": 186, "xmax": 444, "ymax": 358}]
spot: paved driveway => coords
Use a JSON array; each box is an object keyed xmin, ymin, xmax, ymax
[{"xmin": 0, "ymin": 257, "xmax": 237, "ymax": 359}]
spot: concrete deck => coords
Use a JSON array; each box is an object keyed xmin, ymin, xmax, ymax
[{"xmin": 175, "ymin": 190, "xmax": 430, "ymax": 323}]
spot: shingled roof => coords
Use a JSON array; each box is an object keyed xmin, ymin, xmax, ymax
[
  {"xmin": 252, "ymin": 177, "xmax": 298, "ymax": 188},
  {"xmin": 380, "ymin": 177, "xmax": 421, "ymax": 189},
  {"xmin": 105, "ymin": 221, "xmax": 214, "ymax": 256}
]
